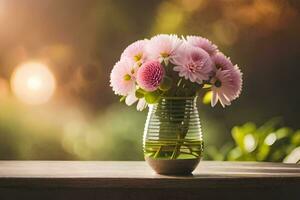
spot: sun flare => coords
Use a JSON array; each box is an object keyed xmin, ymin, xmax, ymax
[{"xmin": 11, "ymin": 62, "xmax": 56, "ymax": 105}]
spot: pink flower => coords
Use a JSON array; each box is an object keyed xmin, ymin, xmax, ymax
[
  {"xmin": 146, "ymin": 34, "xmax": 182, "ymax": 64},
  {"xmin": 211, "ymin": 52, "xmax": 234, "ymax": 71},
  {"xmin": 211, "ymin": 66, "xmax": 242, "ymax": 107},
  {"xmin": 186, "ymin": 35, "xmax": 218, "ymax": 56},
  {"xmin": 121, "ymin": 39, "xmax": 148, "ymax": 64},
  {"xmin": 110, "ymin": 58, "xmax": 148, "ymax": 111},
  {"xmin": 173, "ymin": 44, "xmax": 213, "ymax": 84},
  {"xmin": 136, "ymin": 60, "xmax": 164, "ymax": 92},
  {"xmin": 110, "ymin": 59, "xmax": 137, "ymax": 96}
]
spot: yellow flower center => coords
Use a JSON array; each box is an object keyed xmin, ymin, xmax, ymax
[
  {"xmin": 124, "ymin": 74, "xmax": 131, "ymax": 81},
  {"xmin": 161, "ymin": 52, "xmax": 169, "ymax": 58},
  {"xmin": 134, "ymin": 54, "xmax": 142, "ymax": 62}
]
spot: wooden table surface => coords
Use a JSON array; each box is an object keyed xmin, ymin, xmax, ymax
[{"xmin": 0, "ymin": 161, "xmax": 299, "ymax": 200}]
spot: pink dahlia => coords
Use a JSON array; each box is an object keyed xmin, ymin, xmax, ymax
[
  {"xmin": 110, "ymin": 59, "xmax": 137, "ymax": 96},
  {"xmin": 173, "ymin": 44, "xmax": 213, "ymax": 84},
  {"xmin": 211, "ymin": 66, "xmax": 242, "ymax": 107},
  {"xmin": 211, "ymin": 52, "xmax": 234, "ymax": 71},
  {"xmin": 136, "ymin": 60, "xmax": 164, "ymax": 92},
  {"xmin": 186, "ymin": 36, "xmax": 218, "ymax": 56},
  {"xmin": 146, "ymin": 34, "xmax": 182, "ymax": 64},
  {"xmin": 121, "ymin": 39, "xmax": 148, "ymax": 64}
]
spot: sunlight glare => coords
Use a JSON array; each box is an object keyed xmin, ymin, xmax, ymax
[{"xmin": 11, "ymin": 62, "xmax": 56, "ymax": 105}]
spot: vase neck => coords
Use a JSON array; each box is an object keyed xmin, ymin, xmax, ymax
[
  {"xmin": 148, "ymin": 97, "xmax": 197, "ymax": 111},
  {"xmin": 159, "ymin": 96, "xmax": 197, "ymax": 105},
  {"xmin": 160, "ymin": 96, "xmax": 197, "ymax": 100}
]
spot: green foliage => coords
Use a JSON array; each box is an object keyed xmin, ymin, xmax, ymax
[
  {"xmin": 206, "ymin": 118, "xmax": 300, "ymax": 163},
  {"xmin": 0, "ymin": 99, "xmax": 145, "ymax": 160},
  {"xmin": 119, "ymin": 96, "xmax": 126, "ymax": 102},
  {"xmin": 135, "ymin": 88, "xmax": 145, "ymax": 99},
  {"xmin": 144, "ymin": 91, "xmax": 161, "ymax": 104},
  {"xmin": 159, "ymin": 76, "xmax": 172, "ymax": 91}
]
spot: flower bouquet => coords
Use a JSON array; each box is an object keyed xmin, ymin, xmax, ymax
[{"xmin": 110, "ymin": 34, "xmax": 242, "ymax": 174}]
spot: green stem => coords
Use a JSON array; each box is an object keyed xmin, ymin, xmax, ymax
[
  {"xmin": 171, "ymin": 144, "xmax": 180, "ymax": 159},
  {"xmin": 171, "ymin": 133, "xmax": 184, "ymax": 159},
  {"xmin": 154, "ymin": 146, "xmax": 163, "ymax": 158},
  {"xmin": 179, "ymin": 151, "xmax": 198, "ymax": 157}
]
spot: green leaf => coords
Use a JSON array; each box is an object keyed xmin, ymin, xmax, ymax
[
  {"xmin": 135, "ymin": 89, "xmax": 144, "ymax": 99},
  {"xmin": 275, "ymin": 127, "xmax": 293, "ymax": 139},
  {"xmin": 202, "ymin": 91, "xmax": 212, "ymax": 104},
  {"xmin": 136, "ymin": 88, "xmax": 146, "ymax": 94},
  {"xmin": 270, "ymin": 148, "xmax": 286, "ymax": 162},
  {"xmin": 256, "ymin": 118, "xmax": 281, "ymax": 137},
  {"xmin": 231, "ymin": 122, "xmax": 256, "ymax": 152},
  {"xmin": 159, "ymin": 76, "xmax": 172, "ymax": 91},
  {"xmin": 227, "ymin": 147, "xmax": 243, "ymax": 161},
  {"xmin": 291, "ymin": 130, "xmax": 300, "ymax": 146},
  {"xmin": 119, "ymin": 96, "xmax": 126, "ymax": 102},
  {"xmin": 144, "ymin": 91, "xmax": 160, "ymax": 104},
  {"xmin": 283, "ymin": 146, "xmax": 300, "ymax": 163},
  {"xmin": 256, "ymin": 143, "xmax": 270, "ymax": 161}
]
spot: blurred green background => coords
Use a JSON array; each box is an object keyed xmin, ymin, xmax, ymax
[{"xmin": 0, "ymin": 0, "xmax": 299, "ymax": 162}]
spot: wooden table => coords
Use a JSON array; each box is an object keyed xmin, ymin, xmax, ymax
[{"xmin": 0, "ymin": 161, "xmax": 299, "ymax": 200}]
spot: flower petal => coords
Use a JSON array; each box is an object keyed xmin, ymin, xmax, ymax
[
  {"xmin": 137, "ymin": 98, "xmax": 147, "ymax": 111},
  {"xmin": 125, "ymin": 93, "xmax": 137, "ymax": 106},
  {"xmin": 211, "ymin": 91, "xmax": 218, "ymax": 107}
]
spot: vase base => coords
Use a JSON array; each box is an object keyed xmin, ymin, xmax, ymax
[{"xmin": 145, "ymin": 157, "xmax": 200, "ymax": 175}]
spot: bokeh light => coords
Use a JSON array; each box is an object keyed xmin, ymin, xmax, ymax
[
  {"xmin": 153, "ymin": 2, "xmax": 184, "ymax": 33},
  {"xmin": 11, "ymin": 62, "xmax": 56, "ymax": 105},
  {"xmin": 244, "ymin": 134, "xmax": 256, "ymax": 153}
]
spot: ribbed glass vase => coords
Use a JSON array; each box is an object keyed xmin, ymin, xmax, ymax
[{"xmin": 143, "ymin": 97, "xmax": 203, "ymax": 174}]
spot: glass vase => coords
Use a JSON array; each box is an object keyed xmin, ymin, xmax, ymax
[{"xmin": 143, "ymin": 97, "xmax": 203, "ymax": 174}]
